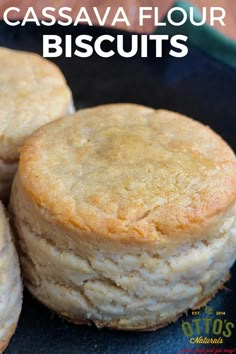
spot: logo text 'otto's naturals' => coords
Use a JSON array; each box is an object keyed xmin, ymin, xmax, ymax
[{"xmin": 179, "ymin": 305, "xmax": 235, "ymax": 353}]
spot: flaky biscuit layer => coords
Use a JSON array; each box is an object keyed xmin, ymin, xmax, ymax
[{"xmin": 10, "ymin": 167, "xmax": 236, "ymax": 330}]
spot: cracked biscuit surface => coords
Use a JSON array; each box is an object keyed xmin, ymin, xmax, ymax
[
  {"xmin": 0, "ymin": 47, "xmax": 74, "ymax": 201},
  {"xmin": 10, "ymin": 104, "xmax": 236, "ymax": 330},
  {"xmin": 0, "ymin": 202, "xmax": 22, "ymax": 352}
]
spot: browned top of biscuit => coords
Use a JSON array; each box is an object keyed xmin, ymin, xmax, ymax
[
  {"xmin": 18, "ymin": 104, "xmax": 236, "ymax": 243},
  {"xmin": 0, "ymin": 47, "xmax": 73, "ymax": 160}
]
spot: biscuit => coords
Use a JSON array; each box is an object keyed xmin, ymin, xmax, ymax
[
  {"xmin": 0, "ymin": 202, "xmax": 22, "ymax": 351},
  {"xmin": 10, "ymin": 104, "xmax": 236, "ymax": 330},
  {"xmin": 0, "ymin": 47, "xmax": 74, "ymax": 201}
]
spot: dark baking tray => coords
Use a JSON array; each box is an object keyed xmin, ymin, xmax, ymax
[{"xmin": 0, "ymin": 22, "xmax": 235, "ymax": 354}]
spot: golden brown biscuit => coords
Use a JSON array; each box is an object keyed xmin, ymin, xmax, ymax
[
  {"xmin": 0, "ymin": 47, "xmax": 74, "ymax": 201},
  {"xmin": 0, "ymin": 202, "xmax": 22, "ymax": 351},
  {"xmin": 10, "ymin": 104, "xmax": 236, "ymax": 330}
]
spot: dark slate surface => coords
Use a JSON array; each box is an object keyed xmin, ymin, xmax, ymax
[{"xmin": 0, "ymin": 22, "xmax": 235, "ymax": 354}]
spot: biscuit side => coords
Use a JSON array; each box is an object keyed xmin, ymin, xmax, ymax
[{"xmin": 10, "ymin": 174, "xmax": 236, "ymax": 330}]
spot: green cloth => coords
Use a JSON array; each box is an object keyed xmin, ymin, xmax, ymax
[{"xmin": 155, "ymin": 1, "xmax": 236, "ymax": 69}]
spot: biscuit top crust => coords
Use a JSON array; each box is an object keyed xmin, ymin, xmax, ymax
[
  {"xmin": 0, "ymin": 47, "xmax": 72, "ymax": 160},
  {"xmin": 19, "ymin": 104, "xmax": 236, "ymax": 242}
]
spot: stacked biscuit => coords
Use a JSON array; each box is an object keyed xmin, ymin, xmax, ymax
[
  {"xmin": 0, "ymin": 47, "xmax": 74, "ymax": 202},
  {"xmin": 0, "ymin": 47, "xmax": 236, "ymax": 351},
  {"xmin": 9, "ymin": 105, "xmax": 236, "ymax": 330},
  {"xmin": 0, "ymin": 47, "xmax": 73, "ymax": 351},
  {"xmin": 0, "ymin": 202, "xmax": 22, "ymax": 353}
]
